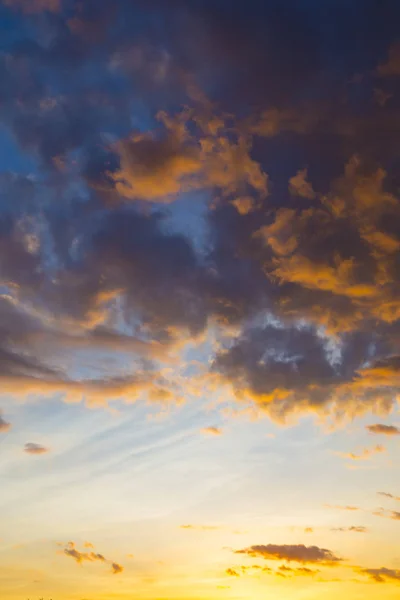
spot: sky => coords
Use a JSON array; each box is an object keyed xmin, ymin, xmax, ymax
[{"xmin": 0, "ymin": 1, "xmax": 399, "ymax": 599}]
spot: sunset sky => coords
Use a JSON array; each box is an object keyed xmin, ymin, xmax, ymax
[{"xmin": 0, "ymin": 1, "xmax": 400, "ymax": 599}]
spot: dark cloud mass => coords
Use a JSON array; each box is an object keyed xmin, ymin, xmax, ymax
[
  {"xmin": 0, "ymin": 0, "xmax": 398, "ymax": 425},
  {"xmin": 236, "ymin": 544, "xmax": 343, "ymax": 565}
]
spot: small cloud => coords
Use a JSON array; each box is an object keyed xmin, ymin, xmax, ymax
[
  {"xmin": 288, "ymin": 168, "xmax": 315, "ymax": 199},
  {"xmin": 372, "ymin": 508, "xmax": 400, "ymax": 521},
  {"xmin": 24, "ymin": 442, "xmax": 49, "ymax": 455},
  {"xmin": 226, "ymin": 568, "xmax": 240, "ymax": 577},
  {"xmin": 335, "ymin": 444, "xmax": 385, "ymax": 461},
  {"xmin": 127, "ymin": 553, "xmax": 134, "ymax": 558},
  {"xmin": 325, "ymin": 505, "xmax": 360, "ymax": 512},
  {"xmin": 111, "ymin": 562, "xmax": 124, "ymax": 575},
  {"xmin": 0, "ymin": 414, "xmax": 11, "ymax": 433},
  {"xmin": 366, "ymin": 424, "xmax": 400, "ymax": 436},
  {"xmin": 373, "ymin": 88, "xmax": 392, "ymax": 107},
  {"xmin": 331, "ymin": 526, "xmax": 368, "ymax": 533},
  {"xmin": 377, "ymin": 491, "xmax": 400, "ymax": 502},
  {"xmin": 358, "ymin": 567, "xmax": 400, "ymax": 583},
  {"xmin": 180, "ymin": 524, "xmax": 220, "ymax": 531},
  {"xmin": 377, "ymin": 42, "xmax": 400, "ymax": 77},
  {"xmin": 201, "ymin": 426, "xmax": 223, "ymax": 436},
  {"xmin": 62, "ymin": 542, "xmax": 123, "ymax": 575},
  {"xmin": 304, "ymin": 527, "xmax": 314, "ymax": 534},
  {"xmin": 235, "ymin": 544, "xmax": 343, "ymax": 565}
]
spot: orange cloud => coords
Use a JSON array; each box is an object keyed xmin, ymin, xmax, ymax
[
  {"xmin": 111, "ymin": 108, "xmax": 267, "ymax": 203},
  {"xmin": 335, "ymin": 444, "xmax": 386, "ymax": 461},
  {"xmin": 331, "ymin": 526, "xmax": 368, "ymax": 533},
  {"xmin": 23, "ymin": 442, "xmax": 49, "ymax": 455},
  {"xmin": 0, "ymin": 413, "xmax": 11, "ymax": 433},
  {"xmin": 180, "ymin": 524, "xmax": 220, "ymax": 531},
  {"xmin": 62, "ymin": 542, "xmax": 123, "ymax": 575},
  {"xmin": 367, "ymin": 424, "xmax": 400, "ymax": 436},
  {"xmin": 377, "ymin": 42, "xmax": 400, "ymax": 77},
  {"xmin": 358, "ymin": 567, "xmax": 400, "ymax": 583},
  {"xmin": 236, "ymin": 544, "xmax": 343, "ymax": 565},
  {"xmin": 201, "ymin": 426, "xmax": 223, "ymax": 436},
  {"xmin": 377, "ymin": 491, "xmax": 400, "ymax": 502},
  {"xmin": 289, "ymin": 168, "xmax": 316, "ymax": 199},
  {"xmin": 226, "ymin": 568, "xmax": 240, "ymax": 577}
]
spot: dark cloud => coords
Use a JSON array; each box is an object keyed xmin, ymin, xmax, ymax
[
  {"xmin": 377, "ymin": 491, "xmax": 400, "ymax": 501},
  {"xmin": 24, "ymin": 442, "xmax": 49, "ymax": 455},
  {"xmin": 235, "ymin": 544, "xmax": 343, "ymax": 565},
  {"xmin": 62, "ymin": 542, "xmax": 123, "ymax": 575},
  {"xmin": 0, "ymin": 0, "xmax": 398, "ymax": 428},
  {"xmin": 0, "ymin": 413, "xmax": 11, "ymax": 433},
  {"xmin": 358, "ymin": 567, "xmax": 400, "ymax": 583},
  {"xmin": 367, "ymin": 424, "xmax": 400, "ymax": 435}
]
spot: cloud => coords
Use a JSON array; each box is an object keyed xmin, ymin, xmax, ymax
[
  {"xmin": 180, "ymin": 524, "xmax": 220, "ymax": 531},
  {"xmin": 358, "ymin": 567, "xmax": 400, "ymax": 583},
  {"xmin": 377, "ymin": 491, "xmax": 400, "ymax": 502},
  {"xmin": 62, "ymin": 542, "xmax": 123, "ymax": 575},
  {"xmin": 372, "ymin": 509, "xmax": 400, "ymax": 522},
  {"xmin": 331, "ymin": 526, "xmax": 367, "ymax": 533},
  {"xmin": 235, "ymin": 544, "xmax": 343, "ymax": 565},
  {"xmin": 111, "ymin": 562, "xmax": 124, "ymax": 575},
  {"xmin": 23, "ymin": 443, "xmax": 49, "ymax": 455},
  {"xmin": 0, "ymin": 414, "xmax": 11, "ymax": 433},
  {"xmin": 326, "ymin": 505, "xmax": 361, "ymax": 512},
  {"xmin": 367, "ymin": 424, "xmax": 400, "ymax": 436},
  {"xmin": 3, "ymin": 0, "xmax": 60, "ymax": 13},
  {"xmin": 335, "ymin": 444, "xmax": 386, "ymax": 461},
  {"xmin": 288, "ymin": 168, "xmax": 316, "ymax": 199},
  {"xmin": 225, "ymin": 568, "xmax": 240, "ymax": 577},
  {"xmin": 200, "ymin": 426, "xmax": 223, "ymax": 436},
  {"xmin": 377, "ymin": 42, "xmax": 400, "ymax": 77}
]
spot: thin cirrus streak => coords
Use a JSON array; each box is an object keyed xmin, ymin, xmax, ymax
[{"xmin": 0, "ymin": 1, "xmax": 399, "ymax": 599}]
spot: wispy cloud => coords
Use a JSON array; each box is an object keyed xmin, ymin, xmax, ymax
[
  {"xmin": 62, "ymin": 542, "xmax": 124, "ymax": 575},
  {"xmin": 200, "ymin": 426, "xmax": 223, "ymax": 436},
  {"xmin": 235, "ymin": 544, "xmax": 343, "ymax": 565}
]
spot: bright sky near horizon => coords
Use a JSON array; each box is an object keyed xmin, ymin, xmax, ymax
[{"xmin": 0, "ymin": 1, "xmax": 400, "ymax": 599}]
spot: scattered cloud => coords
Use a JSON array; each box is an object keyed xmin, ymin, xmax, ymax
[
  {"xmin": 358, "ymin": 567, "xmax": 400, "ymax": 583},
  {"xmin": 366, "ymin": 424, "xmax": 400, "ymax": 436},
  {"xmin": 226, "ymin": 568, "xmax": 240, "ymax": 577},
  {"xmin": 377, "ymin": 492, "xmax": 400, "ymax": 502},
  {"xmin": 331, "ymin": 526, "xmax": 368, "ymax": 533},
  {"xmin": 23, "ymin": 443, "xmax": 49, "ymax": 455},
  {"xmin": 288, "ymin": 168, "xmax": 316, "ymax": 199},
  {"xmin": 326, "ymin": 505, "xmax": 361, "ymax": 512},
  {"xmin": 180, "ymin": 524, "xmax": 220, "ymax": 531},
  {"xmin": 0, "ymin": 414, "xmax": 11, "ymax": 433},
  {"xmin": 200, "ymin": 426, "xmax": 223, "ymax": 436},
  {"xmin": 235, "ymin": 544, "xmax": 343, "ymax": 565},
  {"xmin": 335, "ymin": 444, "xmax": 386, "ymax": 461},
  {"xmin": 62, "ymin": 542, "xmax": 123, "ymax": 575},
  {"xmin": 372, "ymin": 509, "xmax": 400, "ymax": 521}
]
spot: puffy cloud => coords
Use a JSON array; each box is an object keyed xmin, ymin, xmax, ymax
[
  {"xmin": 23, "ymin": 443, "xmax": 49, "ymax": 455},
  {"xmin": 288, "ymin": 168, "xmax": 316, "ymax": 199},
  {"xmin": 367, "ymin": 424, "xmax": 400, "ymax": 436},
  {"xmin": 358, "ymin": 567, "xmax": 400, "ymax": 583},
  {"xmin": 235, "ymin": 544, "xmax": 343, "ymax": 565},
  {"xmin": 372, "ymin": 509, "xmax": 400, "ymax": 522},
  {"xmin": 62, "ymin": 542, "xmax": 123, "ymax": 575},
  {"xmin": 111, "ymin": 109, "xmax": 267, "ymax": 203},
  {"xmin": 111, "ymin": 562, "xmax": 124, "ymax": 575}
]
